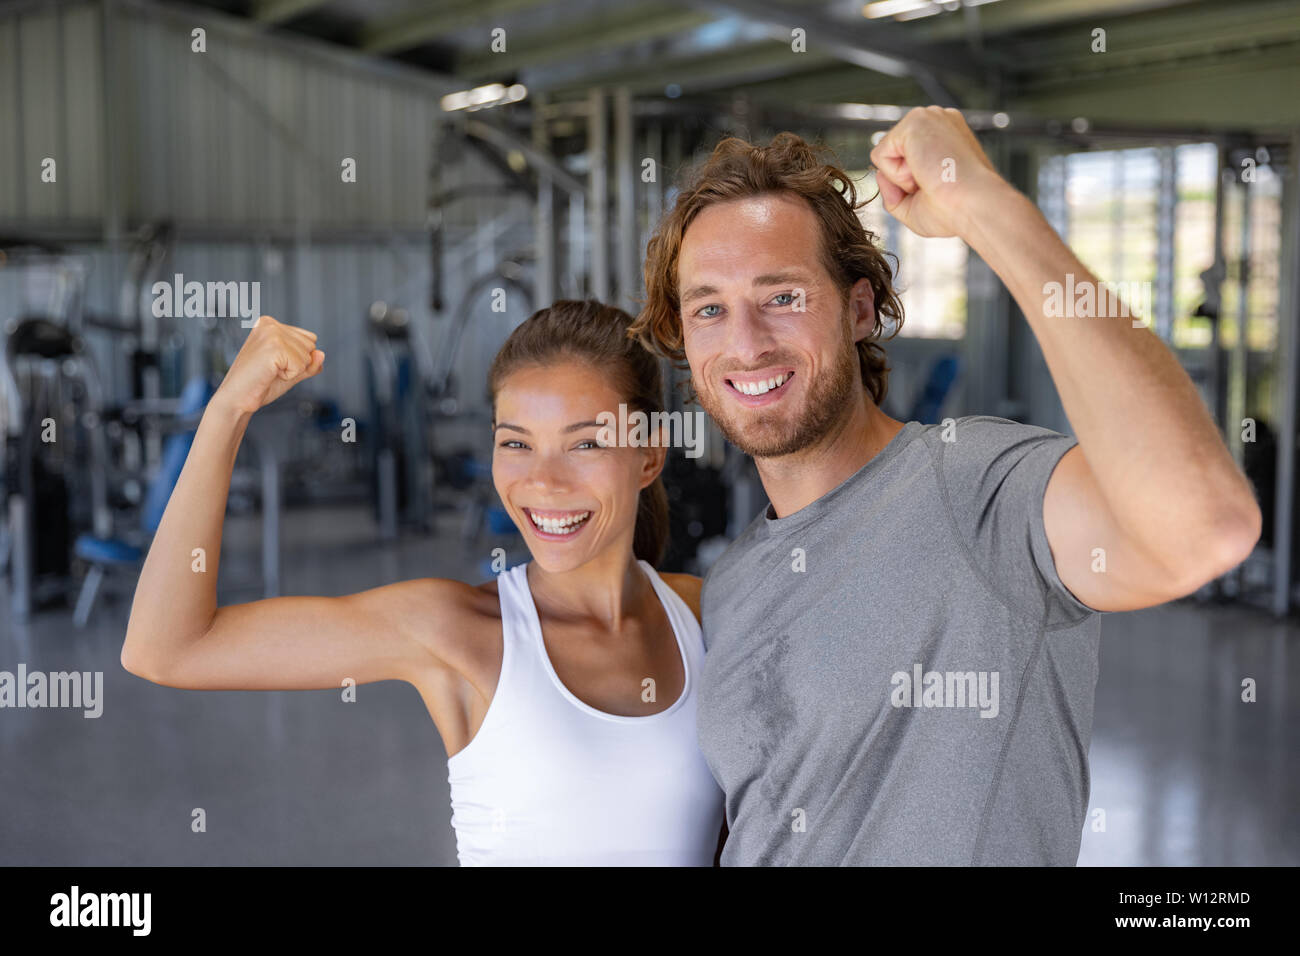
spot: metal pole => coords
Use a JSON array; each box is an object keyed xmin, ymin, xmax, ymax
[
  {"xmin": 615, "ymin": 87, "xmax": 638, "ymax": 313},
  {"xmin": 567, "ymin": 191, "xmax": 585, "ymax": 298},
  {"xmin": 8, "ymin": 495, "xmax": 30, "ymax": 621},
  {"xmin": 261, "ymin": 445, "xmax": 280, "ymax": 598},
  {"xmin": 1272, "ymin": 129, "xmax": 1300, "ymax": 616},
  {"xmin": 1210, "ymin": 150, "xmax": 1231, "ymax": 432},
  {"xmin": 533, "ymin": 91, "xmax": 556, "ymax": 309},
  {"xmin": 1230, "ymin": 166, "xmax": 1253, "ymax": 467},
  {"xmin": 589, "ymin": 88, "xmax": 609, "ymax": 302},
  {"xmin": 647, "ymin": 121, "xmax": 664, "ymax": 230},
  {"xmin": 1156, "ymin": 146, "xmax": 1177, "ymax": 343},
  {"xmin": 1224, "ymin": 163, "xmax": 1253, "ymax": 597}
]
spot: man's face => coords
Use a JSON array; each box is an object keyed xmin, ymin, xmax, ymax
[{"xmin": 677, "ymin": 192, "xmax": 870, "ymax": 458}]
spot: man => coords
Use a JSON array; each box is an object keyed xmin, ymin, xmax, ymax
[{"xmin": 629, "ymin": 108, "xmax": 1261, "ymax": 865}]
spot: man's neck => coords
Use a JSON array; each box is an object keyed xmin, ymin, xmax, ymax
[{"xmin": 755, "ymin": 396, "xmax": 906, "ymax": 519}]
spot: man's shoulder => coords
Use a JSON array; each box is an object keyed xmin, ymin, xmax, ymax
[
  {"xmin": 917, "ymin": 414, "xmax": 1069, "ymax": 446},
  {"xmin": 914, "ymin": 415, "xmax": 1075, "ymax": 475}
]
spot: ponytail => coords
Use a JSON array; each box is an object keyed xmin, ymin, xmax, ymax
[{"xmin": 634, "ymin": 475, "xmax": 670, "ymax": 567}]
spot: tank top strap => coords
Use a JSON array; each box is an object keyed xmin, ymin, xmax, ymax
[
  {"xmin": 636, "ymin": 560, "xmax": 704, "ymax": 657},
  {"xmin": 488, "ymin": 562, "xmax": 539, "ymax": 691},
  {"xmin": 495, "ymin": 562, "xmax": 531, "ymax": 638}
]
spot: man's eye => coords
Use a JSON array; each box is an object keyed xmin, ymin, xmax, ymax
[
  {"xmin": 696, "ymin": 304, "xmax": 721, "ymax": 318},
  {"xmin": 575, "ymin": 439, "xmax": 601, "ymax": 450},
  {"xmin": 771, "ymin": 292, "xmax": 795, "ymax": 306}
]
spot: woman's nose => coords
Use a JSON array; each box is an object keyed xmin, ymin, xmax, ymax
[{"xmin": 525, "ymin": 454, "xmax": 572, "ymax": 493}]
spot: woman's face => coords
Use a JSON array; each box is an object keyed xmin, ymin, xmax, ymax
[{"xmin": 492, "ymin": 360, "xmax": 663, "ymax": 574}]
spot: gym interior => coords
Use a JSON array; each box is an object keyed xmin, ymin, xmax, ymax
[{"xmin": 1, "ymin": 0, "xmax": 1296, "ymax": 866}]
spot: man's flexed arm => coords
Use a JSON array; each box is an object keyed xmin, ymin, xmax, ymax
[{"xmin": 870, "ymin": 107, "xmax": 1260, "ymax": 612}]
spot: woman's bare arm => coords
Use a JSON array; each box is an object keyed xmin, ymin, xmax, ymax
[{"xmin": 120, "ymin": 315, "xmax": 466, "ymax": 691}]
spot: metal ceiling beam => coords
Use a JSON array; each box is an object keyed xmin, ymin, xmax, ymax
[
  {"xmin": 629, "ymin": 94, "xmax": 1286, "ymax": 142},
  {"xmin": 1010, "ymin": 44, "xmax": 1300, "ymax": 129},
  {"xmin": 360, "ymin": 0, "xmax": 546, "ymax": 55},
  {"xmin": 732, "ymin": 64, "xmax": 923, "ymax": 106},
  {"xmin": 537, "ymin": 40, "xmax": 841, "ymax": 96},
  {"xmin": 907, "ymin": 0, "xmax": 1200, "ymax": 41},
  {"xmin": 460, "ymin": 117, "xmax": 587, "ymax": 195},
  {"xmin": 678, "ymin": 0, "xmax": 980, "ymax": 106},
  {"xmin": 251, "ymin": 0, "xmax": 333, "ymax": 25},
  {"xmin": 990, "ymin": 4, "xmax": 1300, "ymax": 75},
  {"xmin": 458, "ymin": 5, "xmax": 711, "ymax": 81}
]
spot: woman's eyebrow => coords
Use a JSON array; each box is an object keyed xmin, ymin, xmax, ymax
[
  {"xmin": 564, "ymin": 420, "xmax": 606, "ymax": 433},
  {"xmin": 494, "ymin": 420, "xmax": 605, "ymax": 434}
]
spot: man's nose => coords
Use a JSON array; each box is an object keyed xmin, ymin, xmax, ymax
[{"xmin": 724, "ymin": 302, "xmax": 777, "ymax": 366}]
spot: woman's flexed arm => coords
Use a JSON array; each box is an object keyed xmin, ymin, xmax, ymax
[{"xmin": 119, "ymin": 314, "xmax": 439, "ymax": 691}]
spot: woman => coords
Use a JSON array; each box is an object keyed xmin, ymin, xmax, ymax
[{"xmin": 121, "ymin": 299, "xmax": 726, "ymax": 865}]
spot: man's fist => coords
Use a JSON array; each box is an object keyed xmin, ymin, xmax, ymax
[
  {"xmin": 869, "ymin": 106, "xmax": 1005, "ymax": 240},
  {"xmin": 212, "ymin": 315, "xmax": 324, "ymax": 416}
]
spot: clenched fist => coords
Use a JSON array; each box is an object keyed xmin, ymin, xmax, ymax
[
  {"xmin": 869, "ymin": 106, "xmax": 1007, "ymax": 240},
  {"xmin": 212, "ymin": 315, "xmax": 325, "ymax": 416}
]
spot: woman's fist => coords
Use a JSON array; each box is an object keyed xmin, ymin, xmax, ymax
[{"xmin": 212, "ymin": 315, "xmax": 325, "ymax": 416}]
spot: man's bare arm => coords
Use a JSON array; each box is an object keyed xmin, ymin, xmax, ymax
[{"xmin": 871, "ymin": 108, "xmax": 1260, "ymax": 612}]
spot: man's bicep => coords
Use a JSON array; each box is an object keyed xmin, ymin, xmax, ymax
[{"xmin": 1044, "ymin": 445, "xmax": 1188, "ymax": 612}]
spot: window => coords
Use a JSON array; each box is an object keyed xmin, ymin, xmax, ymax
[{"xmin": 848, "ymin": 168, "xmax": 967, "ymax": 339}]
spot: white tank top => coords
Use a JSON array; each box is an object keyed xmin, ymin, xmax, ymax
[{"xmin": 446, "ymin": 560, "xmax": 724, "ymax": 866}]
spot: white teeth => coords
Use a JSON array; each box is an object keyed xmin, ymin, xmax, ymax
[
  {"xmin": 734, "ymin": 373, "xmax": 789, "ymax": 396},
  {"xmin": 528, "ymin": 511, "xmax": 592, "ymax": 535}
]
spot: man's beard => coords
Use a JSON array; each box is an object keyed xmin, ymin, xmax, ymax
[{"xmin": 694, "ymin": 322, "xmax": 860, "ymax": 459}]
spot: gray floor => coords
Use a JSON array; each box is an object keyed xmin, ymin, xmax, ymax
[{"xmin": 2, "ymin": 502, "xmax": 1296, "ymax": 865}]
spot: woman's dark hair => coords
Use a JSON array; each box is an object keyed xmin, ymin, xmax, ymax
[{"xmin": 487, "ymin": 299, "xmax": 670, "ymax": 567}]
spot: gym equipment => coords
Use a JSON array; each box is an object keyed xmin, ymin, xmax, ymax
[
  {"xmin": 907, "ymin": 355, "xmax": 961, "ymax": 425},
  {"xmin": 363, "ymin": 259, "xmax": 535, "ymax": 543},
  {"xmin": 364, "ymin": 301, "xmax": 435, "ymax": 540},
  {"xmin": 71, "ymin": 375, "xmax": 215, "ymax": 627},
  {"xmin": 0, "ymin": 226, "xmax": 195, "ymax": 622},
  {"xmin": 1, "ymin": 282, "xmax": 113, "ymax": 620}
]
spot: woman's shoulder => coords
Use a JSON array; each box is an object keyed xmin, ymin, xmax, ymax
[
  {"xmin": 386, "ymin": 575, "xmax": 503, "ymax": 669},
  {"xmin": 656, "ymin": 571, "xmax": 702, "ymax": 623},
  {"xmin": 388, "ymin": 575, "xmax": 502, "ymax": 620}
]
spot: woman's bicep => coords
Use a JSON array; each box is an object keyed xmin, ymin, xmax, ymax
[{"xmin": 131, "ymin": 578, "xmax": 458, "ymax": 691}]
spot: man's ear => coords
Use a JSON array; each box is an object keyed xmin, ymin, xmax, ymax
[{"xmin": 848, "ymin": 278, "xmax": 877, "ymax": 343}]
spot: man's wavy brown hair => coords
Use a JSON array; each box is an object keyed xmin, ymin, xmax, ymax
[{"xmin": 629, "ymin": 132, "xmax": 905, "ymax": 406}]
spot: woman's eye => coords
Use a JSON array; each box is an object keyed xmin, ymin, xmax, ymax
[
  {"xmin": 696, "ymin": 304, "xmax": 721, "ymax": 318},
  {"xmin": 498, "ymin": 439, "xmax": 527, "ymax": 449},
  {"xmin": 574, "ymin": 439, "xmax": 601, "ymax": 450}
]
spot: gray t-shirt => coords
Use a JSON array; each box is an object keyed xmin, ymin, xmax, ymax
[{"xmin": 698, "ymin": 415, "xmax": 1103, "ymax": 865}]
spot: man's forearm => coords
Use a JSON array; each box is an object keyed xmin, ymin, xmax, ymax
[{"xmin": 957, "ymin": 176, "xmax": 1260, "ymax": 566}]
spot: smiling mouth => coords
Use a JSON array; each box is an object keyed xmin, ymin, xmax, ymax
[
  {"xmin": 523, "ymin": 507, "xmax": 593, "ymax": 537},
  {"xmin": 726, "ymin": 371, "xmax": 793, "ymax": 397}
]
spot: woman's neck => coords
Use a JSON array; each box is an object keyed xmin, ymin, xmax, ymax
[{"xmin": 526, "ymin": 550, "xmax": 649, "ymax": 632}]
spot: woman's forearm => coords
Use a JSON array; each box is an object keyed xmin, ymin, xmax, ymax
[{"xmin": 121, "ymin": 397, "xmax": 253, "ymax": 672}]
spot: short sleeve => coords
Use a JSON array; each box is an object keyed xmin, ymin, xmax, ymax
[{"xmin": 932, "ymin": 415, "xmax": 1097, "ymax": 627}]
